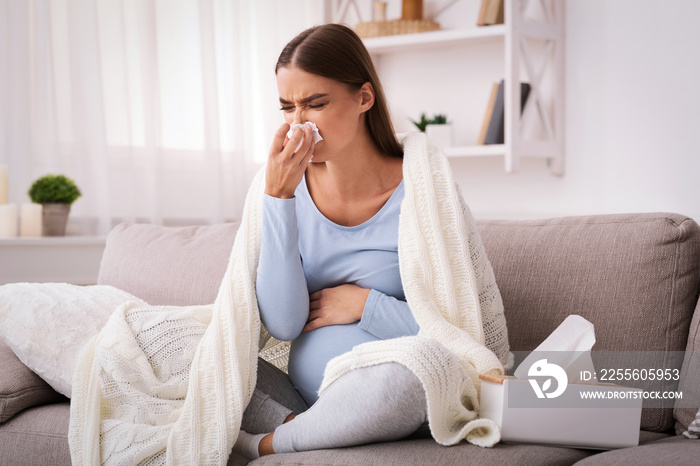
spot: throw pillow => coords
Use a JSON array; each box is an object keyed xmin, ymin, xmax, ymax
[
  {"xmin": 0, "ymin": 340, "xmax": 66, "ymax": 423},
  {"xmin": 97, "ymin": 222, "xmax": 239, "ymax": 306},
  {"xmin": 0, "ymin": 283, "xmax": 146, "ymax": 398}
]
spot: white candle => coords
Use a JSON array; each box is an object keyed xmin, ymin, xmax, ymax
[
  {"xmin": 374, "ymin": 1, "xmax": 387, "ymax": 21},
  {"xmin": 20, "ymin": 203, "xmax": 42, "ymax": 237},
  {"xmin": 0, "ymin": 164, "xmax": 8, "ymax": 205},
  {"xmin": 0, "ymin": 203, "xmax": 18, "ymax": 238}
]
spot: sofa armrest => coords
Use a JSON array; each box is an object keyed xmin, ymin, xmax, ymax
[
  {"xmin": 675, "ymin": 295, "xmax": 700, "ymax": 435},
  {"xmin": 97, "ymin": 222, "xmax": 239, "ymax": 306}
]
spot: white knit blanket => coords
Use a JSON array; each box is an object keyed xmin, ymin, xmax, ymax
[{"xmin": 68, "ymin": 132, "xmax": 509, "ymax": 465}]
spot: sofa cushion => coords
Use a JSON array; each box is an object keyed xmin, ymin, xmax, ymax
[
  {"xmin": 248, "ymin": 437, "xmax": 593, "ymax": 465},
  {"xmin": 476, "ymin": 213, "xmax": 700, "ymax": 432},
  {"xmin": 0, "ymin": 402, "xmax": 71, "ymax": 465},
  {"xmin": 246, "ymin": 431, "xmax": 667, "ymax": 466},
  {"xmin": 574, "ymin": 435, "xmax": 700, "ymax": 465},
  {"xmin": 0, "ymin": 341, "xmax": 65, "ymax": 423},
  {"xmin": 97, "ymin": 222, "xmax": 239, "ymax": 305},
  {"xmin": 675, "ymin": 297, "xmax": 700, "ymax": 435}
]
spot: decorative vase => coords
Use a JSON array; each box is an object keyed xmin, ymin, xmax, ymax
[
  {"xmin": 402, "ymin": 0, "xmax": 423, "ymax": 20},
  {"xmin": 425, "ymin": 123, "xmax": 453, "ymax": 148},
  {"xmin": 42, "ymin": 203, "xmax": 71, "ymax": 236},
  {"xmin": 374, "ymin": 1, "xmax": 387, "ymax": 21}
]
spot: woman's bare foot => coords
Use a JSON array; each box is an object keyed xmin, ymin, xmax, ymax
[
  {"xmin": 258, "ymin": 412, "xmax": 295, "ymax": 456},
  {"xmin": 258, "ymin": 433, "xmax": 275, "ymax": 456}
]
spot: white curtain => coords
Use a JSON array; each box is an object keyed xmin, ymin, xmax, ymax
[{"xmin": 0, "ymin": 0, "xmax": 323, "ymax": 235}]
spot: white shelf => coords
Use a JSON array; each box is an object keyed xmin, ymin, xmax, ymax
[
  {"xmin": 443, "ymin": 144, "xmax": 505, "ymax": 158},
  {"xmin": 0, "ymin": 236, "xmax": 106, "ymax": 246},
  {"xmin": 327, "ymin": 0, "xmax": 565, "ymax": 175},
  {"xmin": 0, "ymin": 236, "xmax": 106, "ymax": 285},
  {"xmin": 364, "ymin": 26, "xmax": 506, "ymax": 54}
]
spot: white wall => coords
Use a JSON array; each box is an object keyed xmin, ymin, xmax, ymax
[{"xmin": 382, "ymin": 0, "xmax": 700, "ymax": 222}]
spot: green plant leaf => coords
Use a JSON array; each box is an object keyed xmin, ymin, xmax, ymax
[
  {"xmin": 430, "ymin": 114, "xmax": 448, "ymax": 125},
  {"xmin": 28, "ymin": 174, "xmax": 82, "ymax": 205},
  {"xmin": 411, "ymin": 113, "xmax": 429, "ymax": 132}
]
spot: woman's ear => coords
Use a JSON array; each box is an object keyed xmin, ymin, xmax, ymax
[{"xmin": 359, "ymin": 82, "xmax": 375, "ymax": 113}]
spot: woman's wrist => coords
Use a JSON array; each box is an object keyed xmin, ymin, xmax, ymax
[{"xmin": 264, "ymin": 187, "xmax": 296, "ymax": 199}]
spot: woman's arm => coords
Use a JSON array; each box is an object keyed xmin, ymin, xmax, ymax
[
  {"xmin": 256, "ymin": 195, "xmax": 309, "ymax": 341},
  {"xmin": 303, "ymin": 286, "xmax": 419, "ymax": 340},
  {"xmin": 257, "ymin": 122, "xmax": 316, "ymax": 341}
]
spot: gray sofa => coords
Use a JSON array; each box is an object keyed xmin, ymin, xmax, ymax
[{"xmin": 2, "ymin": 212, "xmax": 699, "ymax": 465}]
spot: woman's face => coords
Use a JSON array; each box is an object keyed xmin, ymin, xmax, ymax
[{"xmin": 276, "ymin": 66, "xmax": 372, "ymax": 163}]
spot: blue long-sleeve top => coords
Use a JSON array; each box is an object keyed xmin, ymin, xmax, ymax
[{"xmin": 256, "ymin": 175, "xmax": 419, "ymax": 404}]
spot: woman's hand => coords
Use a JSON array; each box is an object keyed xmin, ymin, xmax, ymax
[
  {"xmin": 265, "ymin": 122, "xmax": 315, "ymax": 199},
  {"xmin": 303, "ymin": 284, "xmax": 371, "ymax": 332}
]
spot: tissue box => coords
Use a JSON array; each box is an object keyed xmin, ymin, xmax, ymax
[{"xmin": 479, "ymin": 374, "xmax": 643, "ymax": 450}]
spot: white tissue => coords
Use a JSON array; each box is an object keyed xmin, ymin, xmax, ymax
[
  {"xmin": 287, "ymin": 122, "xmax": 323, "ymax": 144},
  {"xmin": 513, "ymin": 314, "xmax": 596, "ymax": 384}
]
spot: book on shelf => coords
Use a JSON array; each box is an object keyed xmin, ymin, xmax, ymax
[
  {"xmin": 479, "ymin": 80, "xmax": 531, "ymax": 145},
  {"xmin": 477, "ymin": 82, "xmax": 500, "ymax": 145},
  {"xmin": 477, "ymin": 0, "xmax": 504, "ymax": 26}
]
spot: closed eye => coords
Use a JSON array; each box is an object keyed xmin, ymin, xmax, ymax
[{"xmin": 279, "ymin": 102, "xmax": 326, "ymax": 112}]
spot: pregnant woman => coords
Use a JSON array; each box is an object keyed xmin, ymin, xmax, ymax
[{"xmin": 233, "ymin": 23, "xmax": 510, "ymax": 460}]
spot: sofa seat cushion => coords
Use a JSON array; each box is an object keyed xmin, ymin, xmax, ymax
[
  {"xmin": 637, "ymin": 429, "xmax": 674, "ymax": 444},
  {"xmin": 247, "ymin": 438, "xmax": 593, "ymax": 466},
  {"xmin": 0, "ymin": 341, "xmax": 65, "ymax": 423},
  {"xmin": 242, "ymin": 431, "xmax": 667, "ymax": 466},
  {"xmin": 574, "ymin": 435, "xmax": 700, "ymax": 465},
  {"xmin": 97, "ymin": 222, "xmax": 239, "ymax": 306},
  {"xmin": 0, "ymin": 402, "xmax": 71, "ymax": 465},
  {"xmin": 476, "ymin": 213, "xmax": 700, "ymax": 432}
]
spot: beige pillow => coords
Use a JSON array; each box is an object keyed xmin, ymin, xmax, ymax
[
  {"xmin": 97, "ymin": 222, "xmax": 239, "ymax": 306},
  {"xmin": 0, "ymin": 341, "xmax": 65, "ymax": 423}
]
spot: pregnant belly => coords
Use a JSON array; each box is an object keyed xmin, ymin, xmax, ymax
[{"xmin": 288, "ymin": 323, "xmax": 379, "ymax": 405}]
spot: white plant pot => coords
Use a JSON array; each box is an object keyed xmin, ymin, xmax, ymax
[{"xmin": 425, "ymin": 123, "xmax": 453, "ymax": 148}]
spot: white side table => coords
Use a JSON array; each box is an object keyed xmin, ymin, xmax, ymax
[{"xmin": 0, "ymin": 237, "xmax": 106, "ymax": 285}]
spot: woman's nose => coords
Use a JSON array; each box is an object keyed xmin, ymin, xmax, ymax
[{"xmin": 292, "ymin": 108, "xmax": 305, "ymax": 125}]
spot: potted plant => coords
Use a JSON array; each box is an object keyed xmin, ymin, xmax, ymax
[
  {"xmin": 411, "ymin": 113, "xmax": 453, "ymax": 148},
  {"xmin": 411, "ymin": 112, "xmax": 431, "ymax": 132},
  {"xmin": 28, "ymin": 174, "xmax": 82, "ymax": 236}
]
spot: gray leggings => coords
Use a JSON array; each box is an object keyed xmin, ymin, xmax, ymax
[{"xmin": 242, "ymin": 359, "xmax": 428, "ymax": 454}]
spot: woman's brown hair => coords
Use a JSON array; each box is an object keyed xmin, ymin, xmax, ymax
[{"xmin": 275, "ymin": 24, "xmax": 403, "ymax": 159}]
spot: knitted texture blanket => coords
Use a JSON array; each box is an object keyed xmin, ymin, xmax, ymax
[{"xmin": 68, "ymin": 132, "xmax": 509, "ymax": 464}]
